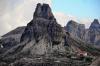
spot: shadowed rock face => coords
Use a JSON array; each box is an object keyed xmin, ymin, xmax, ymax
[
  {"xmin": 20, "ymin": 19, "xmax": 63, "ymax": 44},
  {"xmin": 33, "ymin": 3, "xmax": 54, "ymax": 20},
  {"xmin": 65, "ymin": 20, "xmax": 85, "ymax": 40},
  {"xmin": 0, "ymin": 26, "xmax": 25, "ymax": 53},
  {"xmin": 86, "ymin": 19, "xmax": 100, "ymax": 44},
  {"xmin": 2, "ymin": 26, "xmax": 26, "ymax": 37},
  {"xmin": 20, "ymin": 3, "xmax": 65, "ymax": 46},
  {"xmin": 90, "ymin": 57, "xmax": 100, "ymax": 66},
  {"xmin": 89, "ymin": 19, "xmax": 100, "ymax": 30},
  {"xmin": 18, "ymin": 3, "xmax": 67, "ymax": 56}
]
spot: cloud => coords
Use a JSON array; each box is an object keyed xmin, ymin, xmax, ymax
[
  {"xmin": 0, "ymin": 0, "xmax": 52, "ymax": 36},
  {"xmin": 54, "ymin": 12, "xmax": 96, "ymax": 28},
  {"xmin": 54, "ymin": 12, "xmax": 78, "ymax": 27}
]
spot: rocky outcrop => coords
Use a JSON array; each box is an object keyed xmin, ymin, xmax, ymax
[
  {"xmin": 89, "ymin": 19, "xmax": 100, "ymax": 31},
  {"xmin": 0, "ymin": 3, "xmax": 69, "ymax": 63},
  {"xmin": 19, "ymin": 3, "xmax": 67, "ymax": 56},
  {"xmin": 87, "ymin": 19, "xmax": 100, "ymax": 45},
  {"xmin": 84, "ymin": 19, "xmax": 100, "ymax": 45},
  {"xmin": 65, "ymin": 19, "xmax": 100, "ymax": 45},
  {"xmin": 33, "ymin": 3, "xmax": 54, "ymax": 20},
  {"xmin": 65, "ymin": 20, "xmax": 85, "ymax": 40}
]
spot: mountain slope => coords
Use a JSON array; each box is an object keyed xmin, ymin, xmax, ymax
[{"xmin": 0, "ymin": 26, "xmax": 25, "ymax": 54}]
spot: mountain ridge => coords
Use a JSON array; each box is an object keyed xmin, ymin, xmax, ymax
[{"xmin": 65, "ymin": 19, "xmax": 100, "ymax": 45}]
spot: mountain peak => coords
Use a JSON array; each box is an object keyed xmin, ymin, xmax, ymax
[
  {"xmin": 33, "ymin": 3, "xmax": 54, "ymax": 20},
  {"xmin": 89, "ymin": 19, "xmax": 100, "ymax": 30},
  {"xmin": 93, "ymin": 19, "xmax": 99, "ymax": 24},
  {"xmin": 66, "ymin": 20, "xmax": 85, "ymax": 39}
]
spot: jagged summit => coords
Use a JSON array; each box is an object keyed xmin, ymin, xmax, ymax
[
  {"xmin": 20, "ymin": 3, "xmax": 61, "ymax": 43},
  {"xmin": 93, "ymin": 19, "xmax": 99, "ymax": 24},
  {"xmin": 89, "ymin": 19, "xmax": 100, "ymax": 30},
  {"xmin": 33, "ymin": 3, "xmax": 54, "ymax": 20}
]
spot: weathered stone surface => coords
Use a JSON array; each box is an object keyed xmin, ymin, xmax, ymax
[
  {"xmin": 89, "ymin": 19, "xmax": 100, "ymax": 30},
  {"xmin": 0, "ymin": 3, "xmax": 67, "ymax": 62},
  {"xmin": 0, "ymin": 26, "xmax": 25, "ymax": 54},
  {"xmin": 65, "ymin": 19, "xmax": 100, "ymax": 45},
  {"xmin": 65, "ymin": 20, "xmax": 85, "ymax": 40},
  {"xmin": 33, "ymin": 3, "xmax": 54, "ymax": 20},
  {"xmin": 18, "ymin": 4, "xmax": 67, "ymax": 56},
  {"xmin": 87, "ymin": 19, "xmax": 100, "ymax": 45}
]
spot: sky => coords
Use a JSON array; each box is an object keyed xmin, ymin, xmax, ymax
[
  {"xmin": 52, "ymin": 0, "xmax": 100, "ymax": 26},
  {"xmin": 0, "ymin": 0, "xmax": 100, "ymax": 36},
  {"xmin": 52, "ymin": 0, "xmax": 100, "ymax": 19}
]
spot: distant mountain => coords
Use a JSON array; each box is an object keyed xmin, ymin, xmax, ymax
[
  {"xmin": 65, "ymin": 19, "xmax": 100, "ymax": 45},
  {"xmin": 88, "ymin": 19, "xmax": 100, "ymax": 45},
  {"xmin": 65, "ymin": 20, "xmax": 85, "ymax": 40},
  {"xmin": 0, "ymin": 26, "xmax": 25, "ymax": 53},
  {"xmin": 0, "ymin": 3, "xmax": 100, "ymax": 66},
  {"xmin": 2, "ymin": 26, "xmax": 25, "ymax": 37},
  {"xmin": 89, "ymin": 19, "xmax": 100, "ymax": 30}
]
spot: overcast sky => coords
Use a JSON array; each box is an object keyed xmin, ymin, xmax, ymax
[{"xmin": 0, "ymin": 0, "xmax": 100, "ymax": 36}]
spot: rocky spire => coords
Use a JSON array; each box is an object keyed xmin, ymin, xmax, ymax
[
  {"xmin": 19, "ymin": 3, "xmax": 68, "ymax": 56},
  {"xmin": 33, "ymin": 3, "xmax": 54, "ymax": 20},
  {"xmin": 89, "ymin": 19, "xmax": 100, "ymax": 30},
  {"xmin": 20, "ymin": 3, "xmax": 59, "ymax": 43}
]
